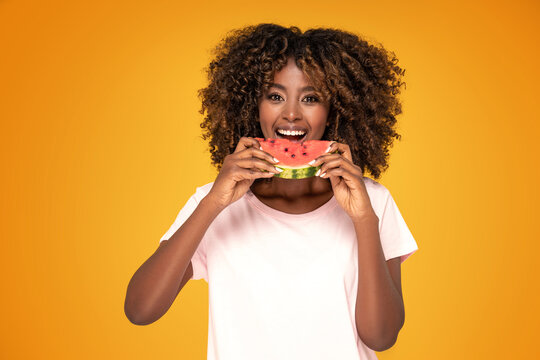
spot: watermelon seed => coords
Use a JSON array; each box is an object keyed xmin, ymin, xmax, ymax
[
  {"xmin": 291, "ymin": 154, "xmax": 295, "ymax": 158},
  {"xmin": 284, "ymin": 148, "xmax": 288, "ymax": 152},
  {"xmin": 303, "ymin": 152, "xmax": 307, "ymax": 156}
]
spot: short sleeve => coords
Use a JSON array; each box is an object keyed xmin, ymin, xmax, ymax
[
  {"xmin": 159, "ymin": 191, "xmax": 208, "ymax": 282},
  {"xmin": 378, "ymin": 190, "xmax": 419, "ymax": 264}
]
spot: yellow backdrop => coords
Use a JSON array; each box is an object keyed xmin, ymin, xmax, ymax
[{"xmin": 1, "ymin": 0, "xmax": 539, "ymax": 359}]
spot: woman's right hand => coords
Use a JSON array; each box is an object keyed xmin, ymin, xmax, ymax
[{"xmin": 205, "ymin": 137, "xmax": 281, "ymax": 209}]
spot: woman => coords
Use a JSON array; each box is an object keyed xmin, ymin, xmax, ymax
[{"xmin": 125, "ymin": 23, "xmax": 418, "ymax": 360}]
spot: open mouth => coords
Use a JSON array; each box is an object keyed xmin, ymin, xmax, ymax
[{"xmin": 275, "ymin": 128, "xmax": 307, "ymax": 143}]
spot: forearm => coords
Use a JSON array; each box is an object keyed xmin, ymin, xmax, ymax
[
  {"xmin": 124, "ymin": 196, "xmax": 222, "ymax": 325},
  {"xmin": 353, "ymin": 213, "xmax": 404, "ymax": 351}
]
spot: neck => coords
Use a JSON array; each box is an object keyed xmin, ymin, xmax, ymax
[{"xmin": 250, "ymin": 176, "xmax": 333, "ymax": 199}]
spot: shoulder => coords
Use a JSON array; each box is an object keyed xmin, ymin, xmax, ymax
[
  {"xmin": 362, "ymin": 177, "xmax": 392, "ymax": 215},
  {"xmin": 362, "ymin": 177, "xmax": 390, "ymax": 199}
]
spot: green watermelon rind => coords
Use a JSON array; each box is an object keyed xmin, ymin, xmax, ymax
[
  {"xmin": 258, "ymin": 149, "xmax": 338, "ymax": 179},
  {"xmin": 273, "ymin": 164, "xmax": 321, "ymax": 179}
]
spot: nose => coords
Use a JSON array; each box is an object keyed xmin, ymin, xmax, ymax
[{"xmin": 282, "ymin": 100, "xmax": 302, "ymax": 121}]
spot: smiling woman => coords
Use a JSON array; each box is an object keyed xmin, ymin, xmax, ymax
[{"xmin": 125, "ymin": 23, "xmax": 418, "ymax": 360}]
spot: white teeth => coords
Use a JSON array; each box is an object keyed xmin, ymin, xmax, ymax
[{"xmin": 277, "ymin": 129, "xmax": 306, "ymax": 136}]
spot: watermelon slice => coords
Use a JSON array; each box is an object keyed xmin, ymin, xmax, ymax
[{"xmin": 256, "ymin": 138, "xmax": 333, "ymax": 179}]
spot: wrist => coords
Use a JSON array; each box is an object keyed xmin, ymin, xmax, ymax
[
  {"xmin": 200, "ymin": 195, "xmax": 226, "ymax": 216},
  {"xmin": 350, "ymin": 210, "xmax": 378, "ymax": 225}
]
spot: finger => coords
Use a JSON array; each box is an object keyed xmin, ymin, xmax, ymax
[
  {"xmin": 325, "ymin": 142, "xmax": 353, "ymax": 162},
  {"xmin": 235, "ymin": 158, "xmax": 282, "ymax": 174},
  {"xmin": 325, "ymin": 141, "xmax": 337, "ymax": 153},
  {"xmin": 233, "ymin": 137, "xmax": 261, "ymax": 154},
  {"xmin": 319, "ymin": 167, "xmax": 356, "ymax": 182},
  {"xmin": 310, "ymin": 153, "xmax": 355, "ymax": 169},
  {"xmin": 234, "ymin": 146, "xmax": 279, "ymax": 165},
  {"xmin": 232, "ymin": 167, "xmax": 276, "ymax": 181},
  {"xmin": 317, "ymin": 157, "xmax": 362, "ymax": 178},
  {"xmin": 310, "ymin": 153, "xmax": 341, "ymax": 166}
]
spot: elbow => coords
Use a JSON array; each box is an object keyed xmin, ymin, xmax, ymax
[
  {"xmin": 124, "ymin": 299, "xmax": 160, "ymax": 326},
  {"xmin": 358, "ymin": 318, "xmax": 404, "ymax": 352},
  {"xmin": 364, "ymin": 333, "xmax": 399, "ymax": 352},
  {"xmin": 125, "ymin": 312, "xmax": 152, "ymax": 326},
  {"xmin": 124, "ymin": 306, "xmax": 148, "ymax": 326},
  {"xmin": 125, "ymin": 308, "xmax": 159, "ymax": 326}
]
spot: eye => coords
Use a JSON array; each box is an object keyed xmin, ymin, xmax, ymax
[
  {"xmin": 303, "ymin": 95, "xmax": 319, "ymax": 103},
  {"xmin": 267, "ymin": 93, "xmax": 283, "ymax": 101}
]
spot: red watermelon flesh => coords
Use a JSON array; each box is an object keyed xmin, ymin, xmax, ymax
[
  {"xmin": 256, "ymin": 138, "xmax": 332, "ymax": 167},
  {"xmin": 253, "ymin": 138, "xmax": 333, "ymax": 179},
  {"xmin": 256, "ymin": 138, "xmax": 332, "ymax": 179}
]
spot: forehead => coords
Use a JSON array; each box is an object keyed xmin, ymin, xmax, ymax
[{"xmin": 272, "ymin": 58, "xmax": 312, "ymax": 86}]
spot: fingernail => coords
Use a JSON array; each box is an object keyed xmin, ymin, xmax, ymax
[
  {"xmin": 308, "ymin": 160, "xmax": 316, "ymax": 166},
  {"xmin": 315, "ymin": 169, "xmax": 321, "ymax": 176},
  {"xmin": 273, "ymin": 157, "xmax": 279, "ymax": 163},
  {"xmin": 324, "ymin": 144, "xmax": 333, "ymax": 153},
  {"xmin": 275, "ymin": 167, "xmax": 283, "ymax": 172},
  {"xmin": 259, "ymin": 146, "xmax": 263, "ymax": 151},
  {"xmin": 319, "ymin": 172, "xmax": 326, "ymax": 177}
]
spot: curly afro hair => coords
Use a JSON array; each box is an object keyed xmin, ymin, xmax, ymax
[{"xmin": 198, "ymin": 23, "xmax": 406, "ymax": 180}]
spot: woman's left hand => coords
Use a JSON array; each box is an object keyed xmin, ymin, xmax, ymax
[{"xmin": 310, "ymin": 142, "xmax": 376, "ymax": 221}]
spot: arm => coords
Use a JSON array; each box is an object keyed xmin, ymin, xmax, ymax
[
  {"xmin": 124, "ymin": 196, "xmax": 223, "ymax": 325},
  {"xmin": 124, "ymin": 137, "xmax": 278, "ymax": 325},
  {"xmin": 309, "ymin": 141, "xmax": 406, "ymax": 351},
  {"xmin": 353, "ymin": 213, "xmax": 405, "ymax": 351}
]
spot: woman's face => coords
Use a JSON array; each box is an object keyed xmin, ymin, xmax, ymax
[{"xmin": 258, "ymin": 57, "xmax": 329, "ymax": 142}]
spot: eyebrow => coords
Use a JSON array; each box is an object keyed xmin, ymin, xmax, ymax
[{"xmin": 269, "ymin": 83, "xmax": 316, "ymax": 92}]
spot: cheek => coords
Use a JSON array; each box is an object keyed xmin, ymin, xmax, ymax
[
  {"xmin": 258, "ymin": 103, "xmax": 275, "ymax": 120},
  {"xmin": 313, "ymin": 108, "xmax": 329, "ymax": 127}
]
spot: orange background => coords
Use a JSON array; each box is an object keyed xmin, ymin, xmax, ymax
[{"xmin": 1, "ymin": 0, "xmax": 539, "ymax": 359}]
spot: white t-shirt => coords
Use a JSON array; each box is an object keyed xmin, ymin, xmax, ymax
[{"xmin": 159, "ymin": 177, "xmax": 419, "ymax": 360}]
